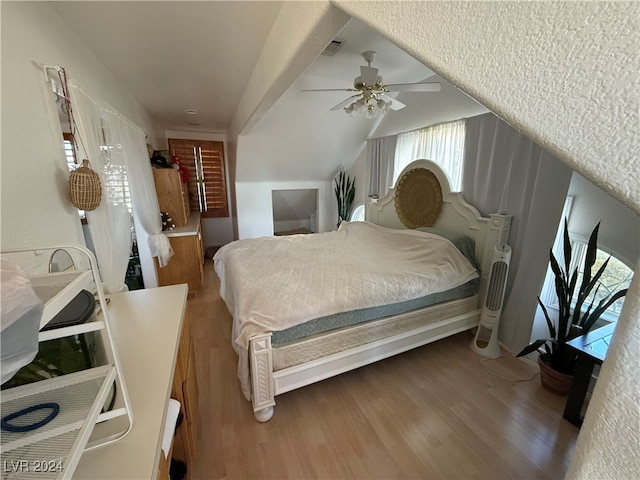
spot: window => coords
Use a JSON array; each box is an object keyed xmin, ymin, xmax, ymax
[
  {"xmin": 349, "ymin": 204, "xmax": 365, "ymax": 222},
  {"xmin": 568, "ymin": 243, "xmax": 632, "ymax": 321},
  {"xmin": 63, "ymin": 133, "xmax": 86, "ymax": 221},
  {"xmin": 393, "ymin": 120, "xmax": 465, "ymax": 190},
  {"xmin": 99, "ymin": 124, "xmax": 132, "ymax": 214},
  {"xmin": 64, "ymin": 132, "xmax": 133, "ymax": 216},
  {"xmin": 540, "ymin": 196, "xmax": 632, "ymax": 324},
  {"xmin": 63, "ymin": 133, "xmax": 77, "ymax": 169},
  {"xmin": 168, "ymin": 139, "xmax": 228, "ymax": 218},
  {"xmin": 101, "ymin": 153, "xmax": 132, "ymax": 213}
]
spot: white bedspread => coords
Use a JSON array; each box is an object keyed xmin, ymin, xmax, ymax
[{"xmin": 214, "ymin": 221, "xmax": 478, "ymax": 400}]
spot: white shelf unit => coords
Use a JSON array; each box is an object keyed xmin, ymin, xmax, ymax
[
  {"xmin": 1, "ymin": 245, "xmax": 133, "ymax": 480},
  {"xmin": 1, "ymin": 366, "xmax": 117, "ymax": 480},
  {"xmin": 31, "ymin": 271, "xmax": 93, "ymax": 330},
  {"xmin": 29, "ymin": 271, "xmax": 107, "ymax": 343}
]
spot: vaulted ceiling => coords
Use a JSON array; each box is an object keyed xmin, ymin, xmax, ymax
[
  {"xmin": 50, "ymin": 1, "xmax": 484, "ymax": 137},
  {"xmin": 50, "ymin": 1, "xmax": 284, "ymax": 132},
  {"xmin": 49, "ymin": 1, "xmax": 488, "ymax": 190}
]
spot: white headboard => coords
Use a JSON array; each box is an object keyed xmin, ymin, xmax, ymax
[{"xmin": 366, "ymin": 160, "xmax": 512, "ymax": 300}]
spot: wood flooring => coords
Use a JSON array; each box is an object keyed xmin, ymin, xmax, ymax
[{"xmin": 185, "ymin": 260, "xmax": 578, "ymax": 479}]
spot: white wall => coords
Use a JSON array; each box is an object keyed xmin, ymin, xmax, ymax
[
  {"xmin": 163, "ymin": 130, "xmax": 235, "ymax": 248},
  {"xmin": 227, "ymin": 2, "xmax": 349, "ymax": 241},
  {"xmin": 236, "ymin": 179, "xmax": 335, "ymax": 239},
  {"xmin": 234, "ymin": 106, "xmax": 355, "ymax": 238},
  {"xmin": 348, "ymin": 147, "xmax": 368, "ymax": 208},
  {"xmin": 1, "ymin": 2, "xmax": 163, "ymax": 289},
  {"xmin": 234, "ymin": 71, "xmax": 370, "ymax": 184},
  {"xmin": 1, "ymin": 3, "xmax": 87, "ymax": 249},
  {"xmin": 567, "ymin": 172, "xmax": 640, "ymax": 268}
]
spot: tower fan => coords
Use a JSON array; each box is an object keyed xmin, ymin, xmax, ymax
[{"xmin": 471, "ymin": 243, "xmax": 512, "ymax": 358}]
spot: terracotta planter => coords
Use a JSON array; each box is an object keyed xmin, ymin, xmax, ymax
[{"xmin": 538, "ymin": 356, "xmax": 574, "ymax": 395}]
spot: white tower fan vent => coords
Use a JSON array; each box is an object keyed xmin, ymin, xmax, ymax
[{"xmin": 471, "ymin": 243, "xmax": 512, "ymax": 358}]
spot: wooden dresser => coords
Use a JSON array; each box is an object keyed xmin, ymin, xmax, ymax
[
  {"xmin": 170, "ymin": 307, "xmax": 199, "ymax": 472},
  {"xmin": 155, "ymin": 213, "xmax": 204, "ymax": 294}
]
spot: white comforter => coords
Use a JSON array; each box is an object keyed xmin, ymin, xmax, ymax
[{"xmin": 214, "ymin": 221, "xmax": 478, "ymax": 400}]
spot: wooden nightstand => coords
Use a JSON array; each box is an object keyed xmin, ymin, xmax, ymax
[{"xmin": 563, "ymin": 323, "xmax": 615, "ymax": 427}]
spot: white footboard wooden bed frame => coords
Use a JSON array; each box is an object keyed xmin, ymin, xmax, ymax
[{"xmin": 247, "ymin": 160, "xmax": 511, "ymax": 422}]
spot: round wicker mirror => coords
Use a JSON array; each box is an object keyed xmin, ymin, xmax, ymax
[{"xmin": 394, "ymin": 168, "xmax": 443, "ymax": 228}]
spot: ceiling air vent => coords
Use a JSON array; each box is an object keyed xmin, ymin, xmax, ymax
[{"xmin": 321, "ymin": 39, "xmax": 344, "ymax": 56}]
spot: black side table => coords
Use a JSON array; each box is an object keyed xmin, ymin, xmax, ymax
[{"xmin": 563, "ymin": 323, "xmax": 615, "ymax": 427}]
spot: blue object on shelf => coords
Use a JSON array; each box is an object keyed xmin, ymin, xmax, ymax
[{"xmin": 1, "ymin": 402, "xmax": 60, "ymax": 432}]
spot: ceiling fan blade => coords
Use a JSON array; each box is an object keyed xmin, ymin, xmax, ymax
[
  {"xmin": 360, "ymin": 65, "xmax": 379, "ymax": 86},
  {"xmin": 330, "ymin": 94, "xmax": 362, "ymax": 111},
  {"xmin": 379, "ymin": 93, "xmax": 406, "ymax": 111},
  {"xmin": 301, "ymin": 88, "xmax": 357, "ymax": 92},
  {"xmin": 385, "ymin": 82, "xmax": 441, "ymax": 93}
]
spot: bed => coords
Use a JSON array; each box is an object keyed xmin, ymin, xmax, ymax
[{"xmin": 214, "ymin": 160, "xmax": 511, "ymax": 422}]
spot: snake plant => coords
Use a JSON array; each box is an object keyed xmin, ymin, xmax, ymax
[
  {"xmin": 334, "ymin": 168, "xmax": 355, "ymax": 226},
  {"xmin": 517, "ymin": 220, "xmax": 628, "ymax": 374}
]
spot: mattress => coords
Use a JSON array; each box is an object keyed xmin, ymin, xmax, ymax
[
  {"xmin": 272, "ymin": 294, "xmax": 479, "ymax": 370},
  {"xmin": 269, "ymin": 225, "xmax": 479, "ymax": 346},
  {"xmin": 271, "ymin": 278, "xmax": 478, "ymax": 346}
]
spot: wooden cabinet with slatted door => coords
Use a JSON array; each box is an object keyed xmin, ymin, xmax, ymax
[
  {"xmin": 167, "ymin": 139, "xmax": 228, "ymax": 218},
  {"xmin": 153, "ymin": 168, "xmax": 190, "ymax": 227}
]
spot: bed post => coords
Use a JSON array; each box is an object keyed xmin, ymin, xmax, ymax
[
  {"xmin": 249, "ymin": 333, "xmax": 275, "ymax": 422},
  {"xmin": 479, "ymin": 214, "xmax": 512, "ymax": 304}
]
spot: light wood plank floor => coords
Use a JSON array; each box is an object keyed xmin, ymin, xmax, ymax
[{"xmin": 186, "ymin": 260, "xmax": 578, "ymax": 479}]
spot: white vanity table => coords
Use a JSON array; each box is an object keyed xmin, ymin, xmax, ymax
[{"xmin": 73, "ymin": 284, "xmax": 188, "ymax": 479}]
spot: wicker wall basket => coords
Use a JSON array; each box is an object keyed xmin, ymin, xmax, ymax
[
  {"xmin": 394, "ymin": 167, "xmax": 443, "ymax": 228},
  {"xmin": 69, "ymin": 159, "xmax": 102, "ymax": 211}
]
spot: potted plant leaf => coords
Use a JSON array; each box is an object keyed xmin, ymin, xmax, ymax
[
  {"xmin": 517, "ymin": 219, "xmax": 628, "ymax": 394},
  {"xmin": 334, "ymin": 167, "xmax": 355, "ymax": 227}
]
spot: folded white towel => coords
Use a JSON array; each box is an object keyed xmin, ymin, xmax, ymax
[{"xmin": 162, "ymin": 398, "xmax": 181, "ymax": 458}]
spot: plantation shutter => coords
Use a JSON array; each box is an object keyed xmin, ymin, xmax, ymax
[{"xmin": 168, "ymin": 139, "xmax": 228, "ymax": 218}]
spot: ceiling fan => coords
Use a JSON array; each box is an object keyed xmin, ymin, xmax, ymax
[{"xmin": 302, "ymin": 51, "xmax": 441, "ymax": 117}]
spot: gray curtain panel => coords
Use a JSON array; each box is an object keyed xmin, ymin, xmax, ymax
[
  {"xmin": 366, "ymin": 135, "xmax": 397, "ymax": 199},
  {"xmin": 463, "ymin": 113, "xmax": 572, "ymax": 351}
]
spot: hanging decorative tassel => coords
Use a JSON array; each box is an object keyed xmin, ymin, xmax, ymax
[{"xmin": 69, "ymin": 159, "xmax": 102, "ymax": 210}]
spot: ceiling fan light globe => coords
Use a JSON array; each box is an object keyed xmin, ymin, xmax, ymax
[
  {"xmin": 377, "ymin": 99, "xmax": 390, "ymax": 113},
  {"xmin": 343, "ymin": 94, "xmax": 391, "ymax": 119}
]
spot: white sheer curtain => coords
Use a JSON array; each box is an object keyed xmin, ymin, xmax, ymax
[
  {"xmin": 463, "ymin": 113, "xmax": 573, "ymax": 351},
  {"xmin": 366, "ymin": 135, "xmax": 397, "ymax": 198},
  {"xmin": 112, "ymin": 111, "xmax": 173, "ymax": 268},
  {"xmin": 393, "ymin": 120, "xmax": 465, "ymax": 190},
  {"xmin": 69, "ymin": 82, "xmax": 172, "ymax": 293}
]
